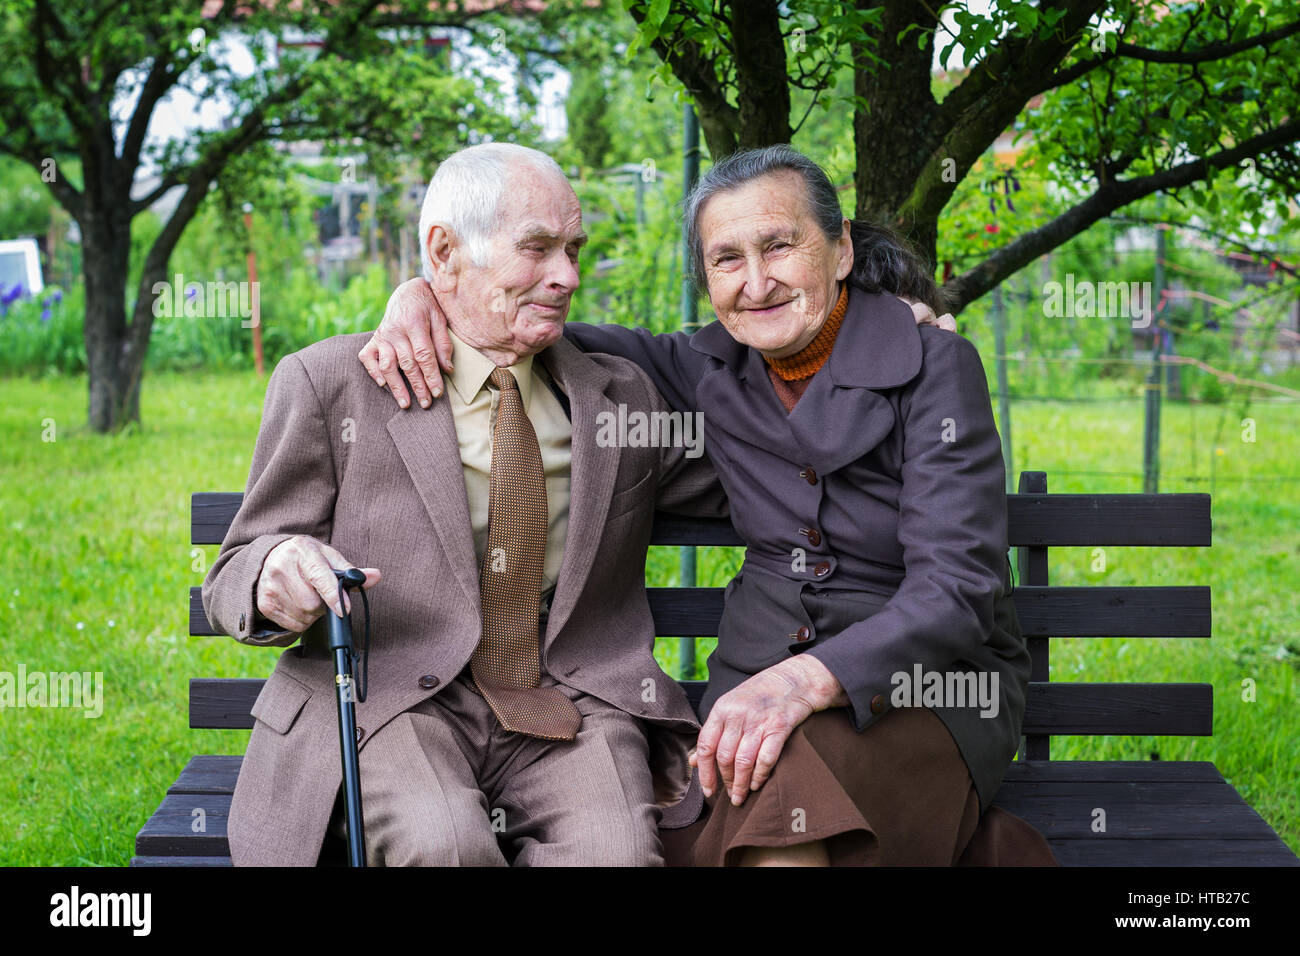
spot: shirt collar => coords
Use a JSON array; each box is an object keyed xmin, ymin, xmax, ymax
[{"xmin": 447, "ymin": 326, "xmax": 535, "ymax": 411}]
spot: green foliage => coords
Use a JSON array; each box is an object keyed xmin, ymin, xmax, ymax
[
  {"xmin": 0, "ymin": 155, "xmax": 55, "ymax": 238},
  {"xmin": 565, "ymin": 67, "xmax": 617, "ymax": 169}
]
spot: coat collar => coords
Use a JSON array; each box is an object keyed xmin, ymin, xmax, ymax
[{"xmin": 687, "ymin": 286, "xmax": 923, "ymax": 390}]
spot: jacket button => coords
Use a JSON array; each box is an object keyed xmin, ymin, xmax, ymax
[
  {"xmin": 814, "ymin": 562, "xmax": 831, "ymax": 577},
  {"xmin": 801, "ymin": 528, "xmax": 822, "ymax": 546},
  {"xmin": 355, "ymin": 726, "xmax": 365, "ymax": 742},
  {"xmin": 418, "ymin": 675, "xmax": 440, "ymax": 689},
  {"xmin": 238, "ymin": 613, "xmax": 246, "ymax": 631},
  {"xmin": 791, "ymin": 625, "xmax": 811, "ymax": 642},
  {"xmin": 799, "ymin": 467, "xmax": 818, "ymax": 485},
  {"xmin": 869, "ymin": 695, "xmax": 886, "ymax": 715}
]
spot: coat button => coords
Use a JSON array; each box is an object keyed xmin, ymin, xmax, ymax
[
  {"xmin": 801, "ymin": 528, "xmax": 822, "ymax": 546},
  {"xmin": 238, "ymin": 613, "xmax": 246, "ymax": 631},
  {"xmin": 791, "ymin": 625, "xmax": 811, "ymax": 642},
  {"xmin": 814, "ymin": 561, "xmax": 831, "ymax": 576},
  {"xmin": 355, "ymin": 726, "xmax": 365, "ymax": 742},
  {"xmin": 799, "ymin": 467, "xmax": 818, "ymax": 485},
  {"xmin": 418, "ymin": 675, "xmax": 440, "ymax": 689},
  {"xmin": 869, "ymin": 695, "xmax": 886, "ymax": 715}
]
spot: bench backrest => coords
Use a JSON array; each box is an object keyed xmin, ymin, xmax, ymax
[{"xmin": 187, "ymin": 470, "xmax": 1212, "ymax": 760}]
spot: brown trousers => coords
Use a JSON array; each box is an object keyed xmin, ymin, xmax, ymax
[{"xmin": 328, "ymin": 670, "xmax": 663, "ymax": 865}]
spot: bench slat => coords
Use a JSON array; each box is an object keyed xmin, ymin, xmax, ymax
[
  {"xmin": 1047, "ymin": 839, "xmax": 1299, "ymax": 867},
  {"xmin": 193, "ymin": 492, "xmax": 1210, "ymax": 548},
  {"xmin": 134, "ymin": 792, "xmax": 232, "ymax": 857},
  {"xmin": 188, "ymin": 677, "xmax": 1211, "ymax": 735},
  {"xmin": 168, "ymin": 754, "xmax": 244, "ymax": 795},
  {"xmin": 162, "ymin": 754, "xmax": 1240, "ymax": 797},
  {"xmin": 1022, "ymin": 682, "xmax": 1212, "ymax": 736},
  {"xmin": 129, "ymin": 856, "xmax": 234, "ymax": 867},
  {"xmin": 188, "ymin": 584, "xmax": 1210, "ymax": 638}
]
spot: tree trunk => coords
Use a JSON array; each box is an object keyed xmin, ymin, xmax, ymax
[
  {"xmin": 853, "ymin": 0, "xmax": 942, "ymax": 268},
  {"xmin": 81, "ymin": 195, "xmax": 143, "ymax": 434},
  {"xmin": 730, "ymin": 1, "xmax": 792, "ymax": 152}
]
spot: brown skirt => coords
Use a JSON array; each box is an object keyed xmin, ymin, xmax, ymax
[{"xmin": 660, "ymin": 705, "xmax": 1059, "ymax": 867}]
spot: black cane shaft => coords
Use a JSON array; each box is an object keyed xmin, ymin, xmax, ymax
[{"xmin": 329, "ymin": 601, "xmax": 366, "ymax": 867}]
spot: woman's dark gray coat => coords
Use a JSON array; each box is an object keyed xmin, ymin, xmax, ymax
[{"xmin": 565, "ymin": 287, "xmax": 1030, "ymax": 813}]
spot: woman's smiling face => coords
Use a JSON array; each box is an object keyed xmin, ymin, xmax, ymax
[{"xmin": 698, "ymin": 170, "xmax": 853, "ymax": 359}]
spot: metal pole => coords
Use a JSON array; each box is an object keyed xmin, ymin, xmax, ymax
[
  {"xmin": 992, "ymin": 281, "xmax": 1013, "ymax": 495},
  {"xmin": 243, "ymin": 204, "xmax": 265, "ymax": 377},
  {"xmin": 679, "ymin": 103, "xmax": 701, "ymax": 681},
  {"xmin": 1143, "ymin": 198, "xmax": 1165, "ymax": 494}
]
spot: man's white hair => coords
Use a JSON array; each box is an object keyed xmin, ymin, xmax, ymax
[{"xmin": 417, "ymin": 142, "xmax": 568, "ymax": 279}]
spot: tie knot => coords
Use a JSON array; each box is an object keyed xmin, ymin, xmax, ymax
[{"xmin": 490, "ymin": 367, "xmax": 519, "ymax": 392}]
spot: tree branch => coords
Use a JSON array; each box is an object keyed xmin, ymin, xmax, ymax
[
  {"xmin": 1115, "ymin": 18, "xmax": 1300, "ymax": 64},
  {"xmin": 942, "ymin": 117, "xmax": 1300, "ymax": 313}
]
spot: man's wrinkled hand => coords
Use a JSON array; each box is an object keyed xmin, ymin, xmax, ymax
[
  {"xmin": 358, "ymin": 277, "xmax": 455, "ymax": 410},
  {"xmin": 256, "ymin": 535, "xmax": 381, "ymax": 633},
  {"xmin": 901, "ymin": 296, "xmax": 957, "ymax": 332}
]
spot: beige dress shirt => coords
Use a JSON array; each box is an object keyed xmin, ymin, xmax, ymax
[{"xmin": 444, "ymin": 326, "xmax": 571, "ymax": 615}]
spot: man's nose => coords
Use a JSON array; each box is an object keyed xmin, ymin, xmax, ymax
[{"xmin": 547, "ymin": 250, "xmax": 580, "ymax": 294}]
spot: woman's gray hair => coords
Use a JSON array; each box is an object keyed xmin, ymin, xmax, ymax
[
  {"xmin": 418, "ymin": 142, "xmax": 567, "ymax": 279},
  {"xmin": 684, "ymin": 144, "xmax": 945, "ymax": 314}
]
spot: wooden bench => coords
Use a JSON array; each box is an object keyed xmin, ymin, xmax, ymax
[{"xmin": 131, "ymin": 470, "xmax": 1299, "ymax": 866}]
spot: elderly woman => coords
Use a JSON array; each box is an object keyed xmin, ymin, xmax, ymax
[{"xmin": 362, "ymin": 145, "xmax": 1057, "ymax": 867}]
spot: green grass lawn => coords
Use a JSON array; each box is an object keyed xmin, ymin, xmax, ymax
[{"xmin": 1, "ymin": 369, "xmax": 1297, "ymax": 865}]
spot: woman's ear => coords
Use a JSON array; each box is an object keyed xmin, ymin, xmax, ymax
[
  {"xmin": 426, "ymin": 224, "xmax": 459, "ymax": 294},
  {"xmin": 835, "ymin": 218, "xmax": 853, "ymax": 281}
]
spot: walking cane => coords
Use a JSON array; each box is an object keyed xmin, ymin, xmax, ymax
[{"xmin": 327, "ymin": 567, "xmax": 371, "ymax": 867}]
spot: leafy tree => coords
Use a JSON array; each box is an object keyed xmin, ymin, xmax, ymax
[
  {"xmin": 0, "ymin": 0, "xmax": 515, "ymax": 432},
  {"xmin": 625, "ymin": 0, "xmax": 1300, "ymax": 313}
]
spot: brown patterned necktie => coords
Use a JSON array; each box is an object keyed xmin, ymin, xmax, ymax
[{"xmin": 469, "ymin": 366, "xmax": 581, "ymax": 740}]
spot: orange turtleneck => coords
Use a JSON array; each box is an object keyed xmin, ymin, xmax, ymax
[{"xmin": 763, "ymin": 282, "xmax": 849, "ymax": 412}]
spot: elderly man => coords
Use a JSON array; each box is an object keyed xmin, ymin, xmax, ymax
[{"xmin": 201, "ymin": 142, "xmax": 724, "ymax": 866}]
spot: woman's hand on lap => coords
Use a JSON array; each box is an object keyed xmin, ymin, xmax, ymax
[{"xmin": 691, "ymin": 653, "xmax": 847, "ymax": 806}]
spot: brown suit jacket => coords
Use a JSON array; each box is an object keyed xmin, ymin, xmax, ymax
[{"xmin": 201, "ymin": 330, "xmax": 726, "ymax": 866}]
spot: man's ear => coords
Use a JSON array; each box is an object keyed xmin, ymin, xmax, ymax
[{"xmin": 426, "ymin": 224, "xmax": 459, "ymax": 294}]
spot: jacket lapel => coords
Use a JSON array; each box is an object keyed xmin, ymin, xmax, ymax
[
  {"xmin": 688, "ymin": 320, "xmax": 805, "ymax": 462},
  {"xmin": 385, "ymin": 399, "xmax": 481, "ymax": 614},
  {"xmin": 536, "ymin": 335, "xmax": 619, "ymax": 644}
]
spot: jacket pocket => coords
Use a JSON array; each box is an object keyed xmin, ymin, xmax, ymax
[
  {"xmin": 249, "ymin": 667, "xmax": 313, "ymax": 735},
  {"xmin": 606, "ymin": 469, "xmax": 655, "ymax": 519}
]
